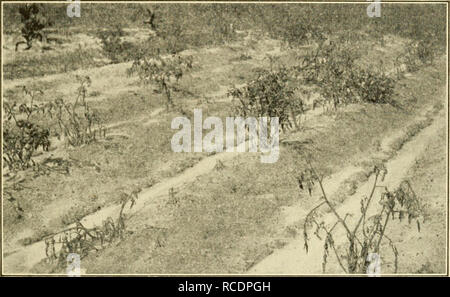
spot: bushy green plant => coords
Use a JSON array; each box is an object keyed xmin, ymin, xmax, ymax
[
  {"xmin": 350, "ymin": 69, "xmax": 395, "ymax": 104},
  {"xmin": 3, "ymin": 120, "xmax": 50, "ymax": 170},
  {"xmin": 295, "ymin": 40, "xmax": 395, "ymax": 107},
  {"xmin": 15, "ymin": 3, "xmax": 52, "ymax": 51},
  {"xmin": 98, "ymin": 26, "xmax": 136, "ymax": 63},
  {"xmin": 228, "ymin": 67, "xmax": 304, "ymax": 132}
]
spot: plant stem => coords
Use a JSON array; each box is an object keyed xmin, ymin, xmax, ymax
[
  {"xmin": 352, "ymin": 173, "xmax": 379, "ymax": 236},
  {"xmin": 316, "ymin": 172, "xmax": 353, "ymax": 237},
  {"xmin": 375, "ymin": 209, "xmax": 391, "ymax": 253}
]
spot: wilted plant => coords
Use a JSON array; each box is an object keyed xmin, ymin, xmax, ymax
[
  {"xmin": 301, "ymin": 161, "xmax": 424, "ymax": 274},
  {"xmin": 3, "ymin": 87, "xmax": 50, "ymax": 170},
  {"xmin": 46, "ymin": 76, "xmax": 106, "ymax": 146},
  {"xmin": 44, "ymin": 188, "xmax": 141, "ymax": 269},
  {"xmin": 3, "ymin": 176, "xmax": 27, "ymax": 219},
  {"xmin": 128, "ymin": 53, "xmax": 193, "ymax": 110}
]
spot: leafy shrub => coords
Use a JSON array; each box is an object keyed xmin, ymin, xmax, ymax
[
  {"xmin": 98, "ymin": 26, "xmax": 136, "ymax": 63},
  {"xmin": 3, "ymin": 78, "xmax": 105, "ymax": 170},
  {"xmin": 350, "ymin": 70, "xmax": 396, "ymax": 104},
  {"xmin": 295, "ymin": 41, "xmax": 395, "ymax": 107},
  {"xmin": 3, "ymin": 88, "xmax": 50, "ymax": 170},
  {"xmin": 399, "ymin": 37, "xmax": 437, "ymax": 73},
  {"xmin": 15, "ymin": 3, "xmax": 52, "ymax": 51},
  {"xmin": 3, "ymin": 120, "xmax": 50, "ymax": 170},
  {"xmin": 228, "ymin": 67, "xmax": 304, "ymax": 131}
]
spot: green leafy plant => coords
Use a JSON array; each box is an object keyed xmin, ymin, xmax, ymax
[
  {"xmin": 399, "ymin": 38, "xmax": 437, "ymax": 73},
  {"xmin": 294, "ymin": 40, "xmax": 395, "ymax": 108},
  {"xmin": 302, "ymin": 161, "xmax": 424, "ymax": 274},
  {"xmin": 350, "ymin": 69, "xmax": 395, "ymax": 104},
  {"xmin": 98, "ymin": 26, "xmax": 136, "ymax": 63},
  {"xmin": 15, "ymin": 4, "xmax": 52, "ymax": 51},
  {"xmin": 228, "ymin": 67, "xmax": 304, "ymax": 132},
  {"xmin": 3, "ymin": 121, "xmax": 50, "ymax": 170}
]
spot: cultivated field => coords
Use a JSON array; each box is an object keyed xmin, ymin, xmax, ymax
[{"xmin": 1, "ymin": 2, "xmax": 448, "ymax": 275}]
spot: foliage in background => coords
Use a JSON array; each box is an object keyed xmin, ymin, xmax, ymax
[
  {"xmin": 15, "ymin": 3, "xmax": 52, "ymax": 51},
  {"xmin": 4, "ymin": 3, "xmax": 445, "ymax": 81},
  {"xmin": 5, "ymin": 3, "xmax": 445, "ymax": 50},
  {"xmin": 396, "ymin": 36, "xmax": 438, "ymax": 74},
  {"xmin": 294, "ymin": 40, "xmax": 396, "ymax": 107},
  {"xmin": 97, "ymin": 26, "xmax": 137, "ymax": 63}
]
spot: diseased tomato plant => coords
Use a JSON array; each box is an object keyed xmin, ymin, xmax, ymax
[
  {"xmin": 128, "ymin": 53, "xmax": 193, "ymax": 110},
  {"xmin": 3, "ymin": 87, "xmax": 50, "ymax": 170},
  {"xmin": 46, "ymin": 76, "xmax": 106, "ymax": 146},
  {"xmin": 42, "ymin": 187, "xmax": 165, "ymax": 272},
  {"xmin": 302, "ymin": 161, "xmax": 424, "ymax": 274}
]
